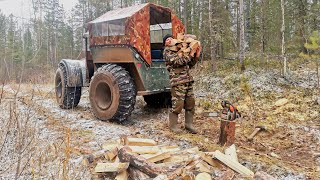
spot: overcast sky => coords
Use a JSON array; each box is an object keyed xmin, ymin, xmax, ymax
[{"xmin": 0, "ymin": 0, "xmax": 78, "ymax": 17}]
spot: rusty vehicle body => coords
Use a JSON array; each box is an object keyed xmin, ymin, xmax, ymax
[{"xmin": 54, "ymin": 3, "xmax": 185, "ymax": 121}]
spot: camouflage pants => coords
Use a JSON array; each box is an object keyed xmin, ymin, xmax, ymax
[{"xmin": 171, "ymin": 82, "xmax": 195, "ymax": 114}]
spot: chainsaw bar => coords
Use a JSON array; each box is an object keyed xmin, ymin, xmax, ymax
[{"xmin": 202, "ymin": 100, "xmax": 241, "ymax": 121}]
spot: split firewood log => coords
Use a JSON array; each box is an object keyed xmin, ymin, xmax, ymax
[
  {"xmin": 128, "ymin": 167, "xmax": 150, "ymax": 179},
  {"xmin": 118, "ymin": 147, "xmax": 163, "ymax": 178}
]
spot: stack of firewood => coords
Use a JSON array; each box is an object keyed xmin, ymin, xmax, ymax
[
  {"xmin": 78, "ymin": 136, "xmax": 255, "ymax": 180},
  {"xmin": 169, "ymin": 33, "xmax": 201, "ymax": 58}
]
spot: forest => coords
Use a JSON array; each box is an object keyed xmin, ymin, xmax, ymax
[
  {"xmin": 0, "ymin": 0, "xmax": 320, "ymax": 179},
  {"xmin": 0, "ymin": 0, "xmax": 319, "ymax": 82}
]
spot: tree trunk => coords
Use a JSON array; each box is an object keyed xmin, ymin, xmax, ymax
[
  {"xmin": 218, "ymin": 120, "xmax": 236, "ymax": 146},
  {"xmin": 260, "ymin": 0, "xmax": 266, "ymax": 63},
  {"xmin": 281, "ymin": 0, "xmax": 287, "ymax": 77},
  {"xmin": 298, "ymin": 0, "xmax": 307, "ymax": 54},
  {"xmin": 245, "ymin": 0, "xmax": 251, "ymax": 51},
  {"xmin": 239, "ymin": 0, "xmax": 245, "ymax": 71},
  {"xmin": 209, "ymin": 0, "xmax": 217, "ymax": 71},
  {"xmin": 178, "ymin": 0, "xmax": 181, "ymax": 18},
  {"xmin": 184, "ymin": 0, "xmax": 188, "ymax": 33}
]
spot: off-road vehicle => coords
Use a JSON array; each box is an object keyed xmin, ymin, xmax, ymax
[{"xmin": 55, "ymin": 3, "xmax": 185, "ymax": 122}]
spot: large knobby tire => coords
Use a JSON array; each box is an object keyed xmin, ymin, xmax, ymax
[
  {"xmin": 55, "ymin": 64, "xmax": 82, "ymax": 109},
  {"xmin": 143, "ymin": 92, "xmax": 172, "ymax": 108},
  {"xmin": 89, "ymin": 64, "xmax": 136, "ymax": 122}
]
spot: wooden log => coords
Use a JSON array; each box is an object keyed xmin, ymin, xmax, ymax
[
  {"xmin": 218, "ymin": 120, "xmax": 236, "ymax": 146},
  {"xmin": 195, "ymin": 172, "xmax": 212, "ymax": 180},
  {"xmin": 83, "ymin": 149, "xmax": 108, "ymax": 165},
  {"xmin": 128, "ymin": 146, "xmax": 160, "ymax": 154},
  {"xmin": 94, "ymin": 162, "xmax": 129, "ymax": 173},
  {"xmin": 185, "ymin": 37, "xmax": 194, "ymax": 43},
  {"xmin": 118, "ymin": 147, "xmax": 162, "ymax": 178},
  {"xmin": 154, "ymin": 174, "xmax": 169, "ymax": 180},
  {"xmin": 140, "ymin": 152, "xmax": 171, "ymax": 163},
  {"xmin": 167, "ymin": 167, "xmax": 183, "ymax": 180},
  {"xmin": 170, "ymin": 46, "xmax": 179, "ymax": 52},
  {"xmin": 103, "ymin": 142, "xmax": 121, "ymax": 151},
  {"xmin": 178, "ymin": 50, "xmax": 184, "ymax": 58},
  {"xmin": 214, "ymin": 150, "xmax": 254, "ymax": 177},
  {"xmin": 160, "ymin": 146, "xmax": 180, "ymax": 153},
  {"xmin": 105, "ymin": 146, "xmax": 119, "ymax": 160},
  {"xmin": 182, "ymin": 42, "xmax": 188, "ymax": 47},
  {"xmin": 128, "ymin": 167, "xmax": 150, "ymax": 179},
  {"xmin": 124, "ymin": 137, "xmax": 157, "ymax": 146},
  {"xmin": 182, "ymin": 173, "xmax": 195, "ymax": 180},
  {"xmin": 195, "ymin": 160, "xmax": 214, "ymax": 173},
  {"xmin": 115, "ymin": 170, "xmax": 128, "ymax": 180},
  {"xmin": 225, "ymin": 144, "xmax": 238, "ymax": 162},
  {"xmin": 183, "ymin": 47, "xmax": 191, "ymax": 53},
  {"xmin": 163, "ymin": 154, "xmax": 192, "ymax": 163},
  {"xmin": 177, "ymin": 33, "xmax": 184, "ymax": 40},
  {"xmin": 184, "ymin": 34, "xmax": 197, "ymax": 40},
  {"xmin": 190, "ymin": 40, "xmax": 200, "ymax": 50},
  {"xmin": 177, "ymin": 44, "xmax": 183, "ymax": 49},
  {"xmin": 181, "ymin": 146, "xmax": 199, "ymax": 154},
  {"xmin": 113, "ymin": 156, "xmax": 120, "ymax": 163},
  {"xmin": 199, "ymin": 152, "xmax": 216, "ymax": 167}
]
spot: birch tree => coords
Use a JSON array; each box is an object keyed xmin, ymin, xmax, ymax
[
  {"xmin": 239, "ymin": 0, "xmax": 245, "ymax": 71},
  {"xmin": 208, "ymin": 0, "xmax": 217, "ymax": 71},
  {"xmin": 281, "ymin": 0, "xmax": 287, "ymax": 77}
]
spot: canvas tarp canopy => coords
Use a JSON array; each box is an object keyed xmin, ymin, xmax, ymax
[{"xmin": 87, "ymin": 3, "xmax": 185, "ymax": 65}]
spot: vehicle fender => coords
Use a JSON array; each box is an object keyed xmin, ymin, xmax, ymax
[{"xmin": 58, "ymin": 59, "xmax": 86, "ymax": 87}]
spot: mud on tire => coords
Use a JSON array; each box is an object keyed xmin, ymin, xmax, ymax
[
  {"xmin": 55, "ymin": 64, "xmax": 82, "ymax": 109},
  {"xmin": 89, "ymin": 64, "xmax": 136, "ymax": 122}
]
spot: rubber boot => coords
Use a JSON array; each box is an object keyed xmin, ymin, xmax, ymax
[
  {"xmin": 185, "ymin": 110, "xmax": 197, "ymax": 134},
  {"xmin": 169, "ymin": 112, "xmax": 182, "ymax": 133}
]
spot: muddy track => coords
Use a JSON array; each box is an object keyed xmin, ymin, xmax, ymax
[
  {"xmin": 2, "ymin": 83, "xmax": 319, "ymax": 179},
  {"xmin": 3, "ymin": 84, "xmax": 191, "ymax": 152}
]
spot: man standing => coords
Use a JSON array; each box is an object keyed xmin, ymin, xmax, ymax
[{"xmin": 163, "ymin": 34, "xmax": 201, "ymax": 134}]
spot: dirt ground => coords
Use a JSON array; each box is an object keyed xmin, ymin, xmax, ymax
[{"xmin": 0, "ymin": 59, "xmax": 319, "ymax": 179}]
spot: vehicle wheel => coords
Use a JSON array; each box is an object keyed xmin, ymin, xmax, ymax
[
  {"xmin": 89, "ymin": 64, "xmax": 136, "ymax": 122},
  {"xmin": 55, "ymin": 64, "xmax": 82, "ymax": 109},
  {"xmin": 143, "ymin": 92, "xmax": 172, "ymax": 108}
]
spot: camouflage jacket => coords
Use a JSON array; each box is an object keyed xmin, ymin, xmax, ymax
[{"xmin": 163, "ymin": 47, "xmax": 198, "ymax": 87}]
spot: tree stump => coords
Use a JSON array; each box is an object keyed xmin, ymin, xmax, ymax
[{"xmin": 218, "ymin": 120, "xmax": 236, "ymax": 146}]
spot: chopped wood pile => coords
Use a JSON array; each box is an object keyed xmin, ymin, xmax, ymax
[
  {"xmin": 79, "ymin": 137, "xmax": 257, "ymax": 179},
  {"xmin": 168, "ymin": 33, "xmax": 201, "ymax": 58}
]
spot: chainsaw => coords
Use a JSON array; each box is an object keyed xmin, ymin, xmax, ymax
[{"xmin": 203, "ymin": 100, "xmax": 241, "ymax": 121}]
